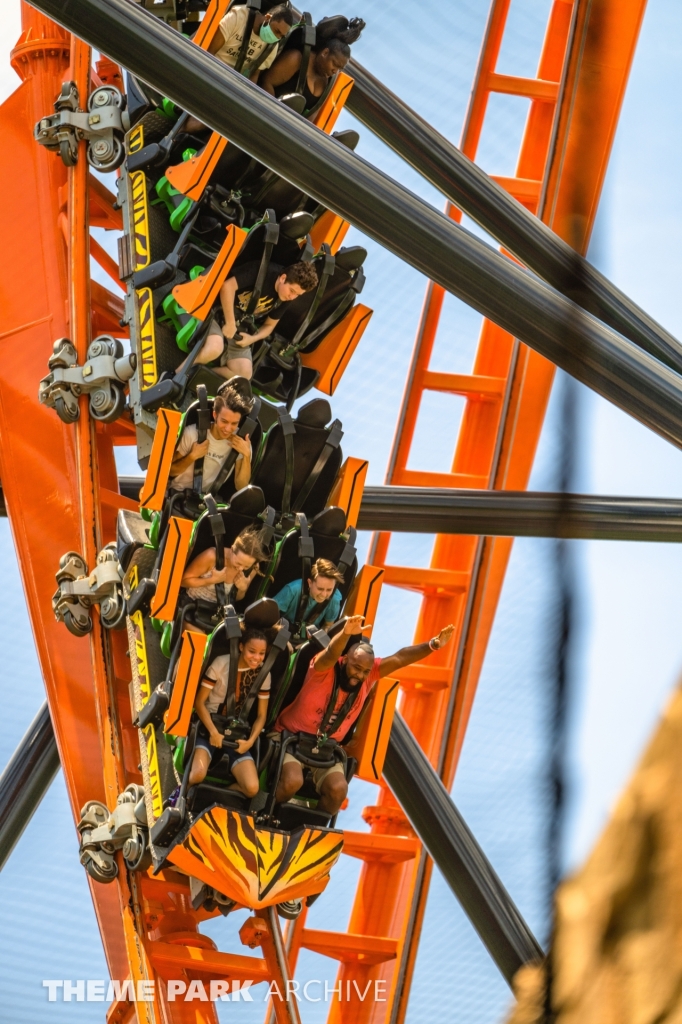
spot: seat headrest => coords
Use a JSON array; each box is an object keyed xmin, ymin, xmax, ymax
[
  {"xmin": 295, "ymin": 398, "xmax": 332, "ymax": 428},
  {"xmin": 310, "ymin": 506, "xmax": 347, "ymax": 537},
  {"xmin": 228, "ymin": 485, "xmax": 266, "ymax": 517},
  {"xmin": 335, "ymin": 246, "xmax": 367, "ymax": 272},
  {"xmin": 279, "ymin": 93, "xmax": 307, "ymax": 115},
  {"xmin": 332, "ymin": 129, "xmax": 360, "ymax": 151},
  {"xmin": 280, "ymin": 210, "xmax": 315, "ymax": 240},
  {"xmin": 243, "ymin": 598, "xmax": 281, "ymax": 631}
]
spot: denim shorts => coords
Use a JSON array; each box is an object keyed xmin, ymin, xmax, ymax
[{"xmin": 195, "ymin": 722, "xmax": 253, "ymax": 772}]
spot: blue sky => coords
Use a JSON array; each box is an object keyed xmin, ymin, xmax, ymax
[{"xmin": 2, "ymin": 1, "xmax": 682, "ymax": 1021}]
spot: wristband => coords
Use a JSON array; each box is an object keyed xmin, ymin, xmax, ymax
[{"xmin": 429, "ymin": 637, "xmax": 440, "ymax": 651}]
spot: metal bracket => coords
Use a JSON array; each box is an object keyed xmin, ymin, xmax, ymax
[
  {"xmin": 77, "ymin": 786, "xmax": 150, "ymax": 882},
  {"xmin": 39, "ymin": 335, "xmax": 136, "ymax": 424},
  {"xmin": 34, "ymin": 81, "xmax": 128, "ymax": 172},
  {"xmin": 52, "ymin": 544, "xmax": 125, "ymax": 637}
]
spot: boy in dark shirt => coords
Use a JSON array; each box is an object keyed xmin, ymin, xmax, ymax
[{"xmin": 179, "ymin": 261, "xmax": 318, "ymax": 381}]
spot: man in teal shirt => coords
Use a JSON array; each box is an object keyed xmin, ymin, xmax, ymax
[{"xmin": 273, "ymin": 558, "xmax": 344, "ymax": 638}]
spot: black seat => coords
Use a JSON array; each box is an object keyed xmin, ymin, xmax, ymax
[
  {"xmin": 250, "ymin": 400, "xmax": 343, "ymax": 519},
  {"xmin": 117, "ymin": 509, "xmax": 151, "ymax": 573},
  {"xmin": 246, "ymin": 131, "xmax": 359, "ymax": 222}
]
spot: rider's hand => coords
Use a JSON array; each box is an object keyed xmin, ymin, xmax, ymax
[
  {"xmin": 435, "ymin": 624, "xmax": 455, "ymax": 648},
  {"xmin": 222, "ymin": 323, "xmax": 238, "ymax": 340},
  {"xmin": 228, "ymin": 433, "xmax": 251, "ymax": 458},
  {"xmin": 191, "ymin": 440, "xmax": 209, "ymax": 460},
  {"xmin": 233, "ymin": 568, "xmax": 252, "ymax": 594},
  {"xmin": 233, "ymin": 336, "xmax": 255, "ymax": 349},
  {"xmin": 343, "ymin": 614, "xmax": 369, "ymax": 635},
  {"xmin": 209, "ymin": 728, "xmax": 224, "ymax": 748},
  {"xmin": 234, "ymin": 738, "xmax": 251, "ymax": 754}
]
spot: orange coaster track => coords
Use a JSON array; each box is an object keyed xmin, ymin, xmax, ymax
[{"xmin": 0, "ymin": 1, "xmax": 646, "ymax": 1022}]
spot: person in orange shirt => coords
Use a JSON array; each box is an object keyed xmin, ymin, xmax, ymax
[{"xmin": 274, "ymin": 615, "xmax": 455, "ymax": 814}]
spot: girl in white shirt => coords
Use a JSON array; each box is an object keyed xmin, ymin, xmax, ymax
[{"xmin": 189, "ymin": 628, "xmax": 271, "ymax": 797}]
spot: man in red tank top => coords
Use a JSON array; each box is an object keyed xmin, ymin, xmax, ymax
[{"xmin": 274, "ymin": 614, "xmax": 455, "ymax": 814}]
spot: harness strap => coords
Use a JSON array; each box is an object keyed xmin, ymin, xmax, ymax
[
  {"xmin": 258, "ymin": 505, "xmax": 277, "ymax": 549},
  {"xmin": 299, "ymin": 287, "xmax": 355, "ymax": 351},
  {"xmin": 278, "ymin": 408, "xmax": 297, "ymax": 515},
  {"xmin": 295, "ymin": 13, "xmax": 316, "ymax": 96},
  {"xmin": 192, "ymin": 385, "xmax": 211, "ymax": 494},
  {"xmin": 210, "ymin": 397, "xmax": 261, "ymax": 496},
  {"xmin": 241, "ymin": 213, "xmax": 280, "ymax": 326},
  {"xmin": 248, "ymin": 39, "xmax": 277, "ymax": 76},
  {"xmin": 293, "ymin": 514, "xmax": 314, "ymax": 626},
  {"xmin": 234, "ymin": 0, "xmax": 261, "ymax": 75},
  {"xmin": 291, "ymin": 419, "xmax": 343, "ymax": 513},
  {"xmin": 336, "ymin": 526, "xmax": 357, "ymax": 579},
  {"xmin": 317, "ymin": 660, "xmax": 361, "ymax": 742},
  {"xmin": 221, "ymin": 605, "xmax": 243, "ymax": 717},
  {"xmin": 204, "ymin": 494, "xmax": 227, "ymax": 608}
]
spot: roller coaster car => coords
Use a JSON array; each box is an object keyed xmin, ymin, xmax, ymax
[
  {"xmin": 124, "ymin": 483, "xmax": 273, "ymax": 633},
  {"xmin": 137, "ymin": 394, "xmax": 344, "ymax": 561},
  {"xmin": 127, "ymin": 600, "xmax": 346, "ymax": 916},
  {"xmin": 120, "ymin": 100, "xmax": 367, "ymax": 456}
]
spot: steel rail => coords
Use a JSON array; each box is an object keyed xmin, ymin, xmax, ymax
[
  {"xmin": 24, "ymin": 0, "xmax": 682, "ymax": 451},
  {"xmin": 383, "ymin": 713, "xmax": 543, "ymax": 985},
  {"xmin": 23, "ymin": 479, "xmax": 682, "ymax": 543},
  {"xmin": 357, "ymin": 487, "xmax": 682, "ymax": 541},
  {"xmin": 346, "ymin": 58, "xmax": 682, "ymax": 377},
  {"xmin": 0, "ymin": 701, "xmax": 60, "ymax": 869}
]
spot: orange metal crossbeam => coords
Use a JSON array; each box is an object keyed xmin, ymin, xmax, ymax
[{"xmin": 327, "ymin": 2, "xmax": 648, "ymax": 1023}]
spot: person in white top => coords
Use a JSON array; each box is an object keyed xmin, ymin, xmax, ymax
[
  {"xmin": 188, "ymin": 628, "xmax": 272, "ymax": 797},
  {"xmin": 181, "ymin": 525, "xmax": 268, "ymax": 606},
  {"xmin": 206, "ymin": 4, "xmax": 295, "ymax": 81},
  {"xmin": 169, "ymin": 386, "xmax": 253, "ymax": 494}
]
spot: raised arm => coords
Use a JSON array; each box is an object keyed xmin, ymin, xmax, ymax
[
  {"xmin": 315, "ymin": 615, "xmax": 368, "ymax": 673},
  {"xmin": 219, "ymin": 277, "xmax": 239, "ymax": 337},
  {"xmin": 378, "ymin": 624, "xmax": 455, "ymax": 679}
]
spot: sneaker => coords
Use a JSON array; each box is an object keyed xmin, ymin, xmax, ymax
[{"xmin": 165, "ymin": 785, "xmax": 180, "ymax": 809}]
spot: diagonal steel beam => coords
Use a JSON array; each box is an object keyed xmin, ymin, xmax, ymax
[
  {"xmin": 384, "ymin": 712, "xmax": 544, "ymax": 985},
  {"xmin": 25, "ymin": 0, "xmax": 682, "ymax": 451},
  {"xmin": 346, "ymin": 59, "xmax": 682, "ymax": 377},
  {"xmin": 0, "ymin": 701, "xmax": 60, "ymax": 869}
]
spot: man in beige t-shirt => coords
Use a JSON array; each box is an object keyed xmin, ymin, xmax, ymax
[
  {"xmin": 207, "ymin": 4, "xmax": 295, "ymax": 80},
  {"xmin": 169, "ymin": 386, "xmax": 253, "ymax": 494}
]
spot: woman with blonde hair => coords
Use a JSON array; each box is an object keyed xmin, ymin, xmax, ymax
[{"xmin": 181, "ymin": 526, "xmax": 268, "ymax": 606}]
